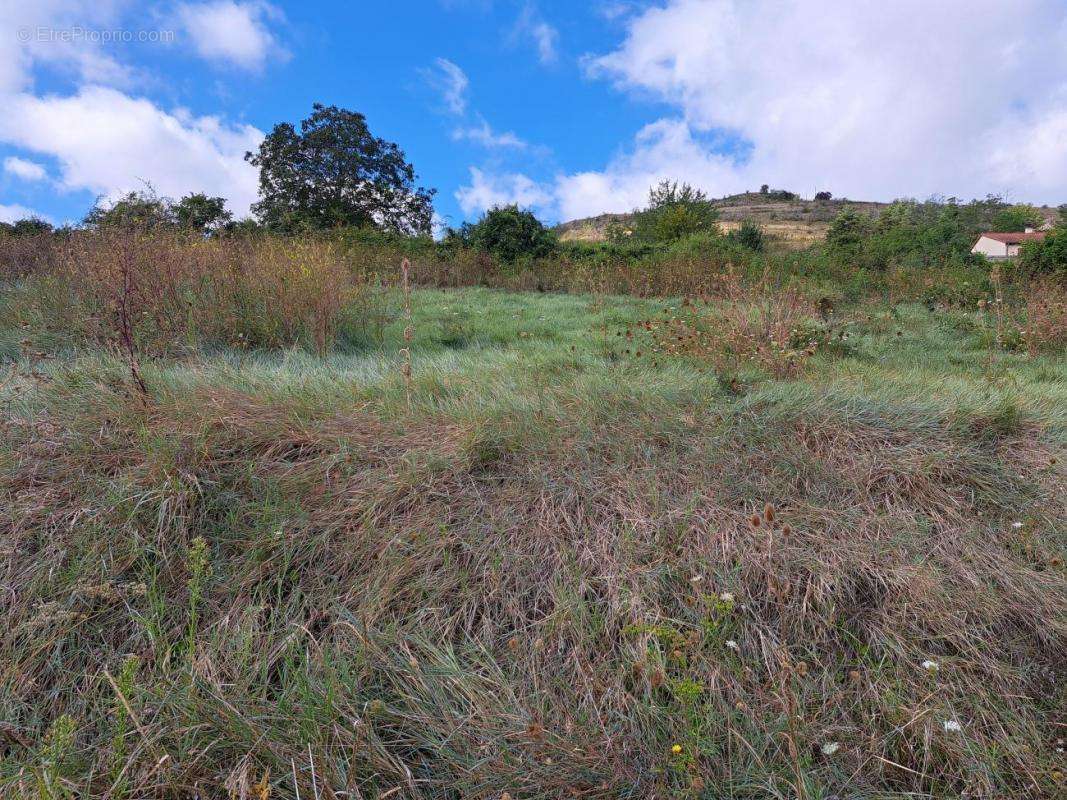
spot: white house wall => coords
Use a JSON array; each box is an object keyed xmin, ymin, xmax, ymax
[{"xmin": 971, "ymin": 236, "xmax": 1009, "ymax": 258}]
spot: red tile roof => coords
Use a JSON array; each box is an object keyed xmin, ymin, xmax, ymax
[{"xmin": 978, "ymin": 231, "xmax": 1047, "ymax": 244}]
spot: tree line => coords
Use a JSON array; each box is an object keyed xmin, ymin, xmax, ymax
[{"xmin": 2, "ymin": 101, "xmax": 1064, "ymax": 278}]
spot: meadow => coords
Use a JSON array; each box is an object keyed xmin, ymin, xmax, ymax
[{"xmin": 0, "ymin": 231, "xmax": 1065, "ymax": 798}]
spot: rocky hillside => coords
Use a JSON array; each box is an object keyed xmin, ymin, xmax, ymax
[{"xmin": 555, "ymin": 191, "xmax": 1060, "ymax": 248}]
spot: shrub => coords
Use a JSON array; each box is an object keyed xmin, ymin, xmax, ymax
[
  {"xmin": 1019, "ymin": 224, "xmax": 1067, "ymax": 279},
  {"xmin": 990, "ymin": 203, "xmax": 1044, "ymax": 232},
  {"xmin": 728, "ymin": 220, "xmax": 766, "ymax": 252},
  {"xmin": 449, "ymin": 205, "xmax": 556, "ymax": 263},
  {"xmin": 826, "ymin": 207, "xmax": 873, "ymax": 264},
  {"xmin": 631, "ymin": 180, "xmax": 720, "ymax": 242}
]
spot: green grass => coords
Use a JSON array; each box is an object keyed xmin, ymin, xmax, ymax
[{"xmin": 1, "ymin": 287, "xmax": 1064, "ymax": 799}]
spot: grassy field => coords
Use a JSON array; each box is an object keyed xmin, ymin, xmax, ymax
[{"xmin": 1, "ymin": 283, "xmax": 1065, "ymax": 798}]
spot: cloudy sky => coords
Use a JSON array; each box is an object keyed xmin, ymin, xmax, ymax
[{"xmin": 1, "ymin": 1, "xmax": 1066, "ymax": 228}]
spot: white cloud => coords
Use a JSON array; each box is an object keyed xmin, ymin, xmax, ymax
[
  {"xmin": 3, "ymin": 156, "xmax": 48, "ymax": 181},
  {"xmin": 514, "ymin": 5, "xmax": 558, "ymax": 64},
  {"xmin": 0, "ymin": 1, "xmax": 131, "ymax": 93},
  {"xmin": 0, "ymin": 86, "xmax": 263, "ymax": 215},
  {"xmin": 565, "ymin": 0, "xmax": 1067, "ymax": 211},
  {"xmin": 429, "ymin": 58, "xmax": 469, "ymax": 116},
  {"xmin": 0, "ymin": 203, "xmax": 50, "ymax": 223},
  {"xmin": 452, "ymin": 117, "xmax": 527, "ymax": 149},
  {"xmin": 0, "ymin": 4, "xmax": 269, "ymax": 221},
  {"xmin": 555, "ymin": 118, "xmax": 746, "ymax": 219},
  {"xmin": 176, "ymin": 1, "xmax": 285, "ymax": 70},
  {"xmin": 455, "ymin": 166, "xmax": 553, "ymax": 215}
]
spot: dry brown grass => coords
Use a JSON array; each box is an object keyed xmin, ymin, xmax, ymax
[
  {"xmin": 5, "ymin": 230, "xmax": 378, "ymax": 357},
  {"xmin": 1, "ymin": 377, "xmax": 1063, "ymax": 798},
  {"xmin": 1023, "ymin": 280, "xmax": 1067, "ymax": 353},
  {"xmin": 617, "ymin": 269, "xmax": 825, "ymax": 378}
]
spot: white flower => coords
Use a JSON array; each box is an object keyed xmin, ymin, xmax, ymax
[
  {"xmin": 725, "ymin": 640, "xmax": 739, "ymax": 651},
  {"xmin": 921, "ymin": 660, "xmax": 939, "ymax": 672},
  {"xmin": 1012, "ymin": 521, "xmax": 1024, "ymax": 529},
  {"xmin": 720, "ymin": 592, "xmax": 735, "ymax": 602},
  {"xmin": 690, "ymin": 575, "xmax": 703, "ymax": 583},
  {"xmin": 820, "ymin": 742, "xmax": 841, "ymax": 755},
  {"xmin": 942, "ymin": 720, "xmax": 963, "ymax": 732}
]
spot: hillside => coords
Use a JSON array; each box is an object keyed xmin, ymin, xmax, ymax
[{"xmin": 555, "ymin": 192, "xmax": 1060, "ymax": 248}]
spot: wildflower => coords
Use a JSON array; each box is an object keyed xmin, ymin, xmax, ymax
[
  {"xmin": 671, "ymin": 744, "xmax": 683, "ymax": 754},
  {"xmin": 921, "ymin": 660, "xmax": 939, "ymax": 673},
  {"xmin": 726, "ymin": 640, "xmax": 739, "ymax": 651},
  {"xmin": 720, "ymin": 591, "xmax": 735, "ymax": 602},
  {"xmin": 820, "ymin": 742, "xmax": 840, "ymax": 756},
  {"xmin": 942, "ymin": 720, "xmax": 963, "ymax": 732},
  {"xmin": 1012, "ymin": 521, "xmax": 1024, "ymax": 529},
  {"xmin": 690, "ymin": 575, "xmax": 703, "ymax": 583}
]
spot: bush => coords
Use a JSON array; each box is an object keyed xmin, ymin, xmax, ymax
[
  {"xmin": 630, "ymin": 180, "xmax": 720, "ymax": 242},
  {"xmin": 728, "ymin": 220, "xmax": 765, "ymax": 252},
  {"xmin": 826, "ymin": 207, "xmax": 873, "ymax": 264},
  {"xmin": 1019, "ymin": 224, "xmax": 1067, "ymax": 279},
  {"xmin": 449, "ymin": 205, "xmax": 556, "ymax": 263}
]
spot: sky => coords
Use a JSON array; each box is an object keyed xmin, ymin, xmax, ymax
[{"xmin": 1, "ymin": 1, "xmax": 1066, "ymax": 230}]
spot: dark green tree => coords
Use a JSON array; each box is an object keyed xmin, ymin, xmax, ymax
[
  {"xmin": 991, "ymin": 204, "xmax": 1043, "ymax": 232},
  {"xmin": 84, "ymin": 190, "xmax": 175, "ymax": 229},
  {"xmin": 0, "ymin": 217, "xmax": 53, "ymax": 236},
  {"xmin": 174, "ymin": 193, "xmax": 232, "ymax": 234},
  {"xmin": 452, "ymin": 205, "xmax": 556, "ymax": 262},
  {"xmin": 246, "ymin": 104, "xmax": 435, "ymax": 234}
]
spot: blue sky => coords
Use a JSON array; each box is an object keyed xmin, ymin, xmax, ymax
[{"xmin": 2, "ymin": 1, "xmax": 1066, "ymax": 228}]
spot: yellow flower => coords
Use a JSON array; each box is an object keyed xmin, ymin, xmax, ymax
[{"xmin": 671, "ymin": 744, "xmax": 683, "ymax": 754}]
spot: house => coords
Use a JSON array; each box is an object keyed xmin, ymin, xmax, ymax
[{"xmin": 971, "ymin": 228, "xmax": 1047, "ymax": 259}]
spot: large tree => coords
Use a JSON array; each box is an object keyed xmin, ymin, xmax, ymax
[{"xmin": 246, "ymin": 104, "xmax": 435, "ymax": 234}]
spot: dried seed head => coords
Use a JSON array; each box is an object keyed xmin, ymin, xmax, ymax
[
  {"xmin": 795, "ymin": 661, "xmax": 809, "ymax": 676},
  {"xmin": 750, "ymin": 514, "xmax": 761, "ymax": 527},
  {"xmin": 764, "ymin": 504, "xmax": 775, "ymax": 522},
  {"xmin": 782, "ymin": 524, "xmax": 792, "ymax": 536}
]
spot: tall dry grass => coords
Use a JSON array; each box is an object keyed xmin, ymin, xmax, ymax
[
  {"xmin": 619, "ymin": 268, "xmax": 827, "ymax": 378},
  {"xmin": 1023, "ymin": 280, "xmax": 1067, "ymax": 353},
  {"xmin": 4, "ymin": 230, "xmax": 381, "ymax": 357}
]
